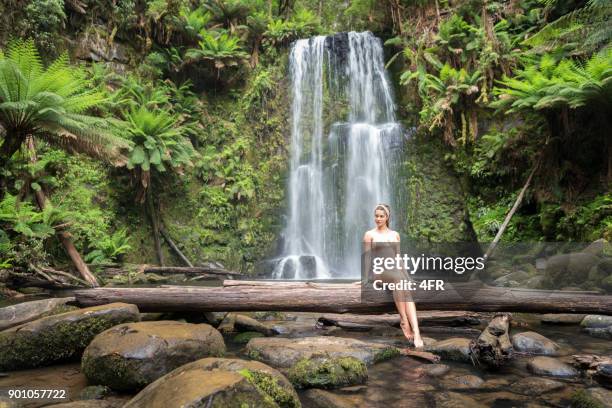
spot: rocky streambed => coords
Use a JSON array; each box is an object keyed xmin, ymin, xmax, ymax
[{"xmin": 0, "ymin": 299, "xmax": 610, "ymax": 408}]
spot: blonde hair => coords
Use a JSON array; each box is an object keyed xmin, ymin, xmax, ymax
[{"xmin": 374, "ymin": 204, "xmax": 391, "ymax": 227}]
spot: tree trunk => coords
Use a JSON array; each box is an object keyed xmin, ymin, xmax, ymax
[
  {"xmin": 26, "ymin": 137, "xmax": 99, "ymax": 287},
  {"xmin": 159, "ymin": 226, "xmax": 193, "ymax": 267},
  {"xmin": 0, "ymin": 133, "xmax": 26, "ymax": 199},
  {"xmin": 484, "ymin": 163, "xmax": 538, "ymax": 259},
  {"xmin": 146, "ymin": 188, "xmax": 164, "ymax": 266},
  {"xmin": 71, "ymin": 280, "xmax": 612, "ymax": 314},
  {"xmin": 469, "ymin": 313, "xmax": 513, "ymax": 368}
]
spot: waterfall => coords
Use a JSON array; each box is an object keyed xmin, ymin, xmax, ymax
[{"xmin": 273, "ymin": 31, "xmax": 405, "ymax": 279}]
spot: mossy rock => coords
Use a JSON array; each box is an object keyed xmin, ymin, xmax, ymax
[
  {"xmin": 82, "ymin": 321, "xmax": 226, "ymax": 391},
  {"xmin": 124, "ymin": 357, "xmax": 300, "ymax": 408},
  {"xmin": 425, "ymin": 337, "xmax": 472, "ymax": 363},
  {"xmin": 287, "ymin": 357, "xmax": 367, "ymax": 389},
  {"xmin": 0, "ymin": 297, "xmax": 76, "ymax": 331},
  {"xmin": 0, "ymin": 303, "xmax": 140, "ymax": 371},
  {"xmin": 233, "ymin": 331, "xmax": 265, "ymax": 344},
  {"xmin": 244, "ymin": 336, "xmax": 400, "ymax": 369}
]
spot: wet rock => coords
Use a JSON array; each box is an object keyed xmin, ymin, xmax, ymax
[
  {"xmin": 583, "ymin": 326, "xmax": 612, "ymax": 340},
  {"xmin": 77, "ymin": 385, "xmax": 111, "ymax": 400},
  {"xmin": 287, "ymin": 356, "xmax": 367, "ymax": 389},
  {"xmin": 234, "ymin": 314, "xmax": 276, "ymax": 336},
  {"xmin": 509, "ymin": 376, "xmax": 565, "ymax": 396},
  {"xmin": 511, "ymin": 331, "xmax": 560, "ymax": 355},
  {"xmin": 417, "ymin": 363, "xmax": 450, "ymax": 377},
  {"xmin": 526, "ymin": 356, "xmax": 578, "ymax": 378},
  {"xmin": 233, "ymin": 331, "xmax": 265, "ymax": 344},
  {"xmin": 82, "ymin": 321, "xmax": 225, "ymax": 391},
  {"xmin": 73, "ymin": 28, "xmax": 129, "ymax": 63},
  {"xmin": 302, "ymin": 388, "xmax": 361, "ymax": 408},
  {"xmin": 45, "ymin": 401, "xmax": 121, "ymax": 408},
  {"xmin": 571, "ymin": 387, "xmax": 612, "ymax": 408},
  {"xmin": 217, "ymin": 313, "xmax": 235, "ymax": 334},
  {"xmin": 581, "ymin": 315, "xmax": 612, "ymax": 328},
  {"xmin": 0, "ymin": 303, "xmax": 139, "ymax": 371},
  {"xmin": 425, "ymin": 337, "xmax": 472, "ymax": 363},
  {"xmin": 540, "ymin": 313, "xmax": 586, "ymax": 324},
  {"xmin": 433, "ymin": 391, "xmax": 486, "ymax": 408},
  {"xmin": 138, "ymin": 313, "xmax": 165, "ymax": 322},
  {"xmin": 203, "ymin": 312, "xmax": 228, "ymax": 327},
  {"xmin": 477, "ymin": 391, "xmax": 529, "ymax": 407},
  {"xmin": 440, "ymin": 374, "xmax": 484, "ymax": 390},
  {"xmin": 123, "ymin": 357, "xmax": 300, "ymax": 408},
  {"xmin": 543, "ymin": 252, "xmax": 600, "ymax": 288},
  {"xmin": 244, "ymin": 336, "xmax": 399, "ymax": 368},
  {"xmin": 583, "ymin": 239, "xmax": 610, "ymax": 256},
  {"xmin": 0, "ymin": 396, "xmax": 18, "ymax": 408},
  {"xmin": 0, "ymin": 297, "xmax": 76, "ymax": 330}
]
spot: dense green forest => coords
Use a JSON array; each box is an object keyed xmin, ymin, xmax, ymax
[{"xmin": 0, "ymin": 0, "xmax": 610, "ymax": 279}]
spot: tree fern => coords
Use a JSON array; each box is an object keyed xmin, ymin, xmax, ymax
[{"xmin": 0, "ymin": 39, "xmax": 130, "ymax": 164}]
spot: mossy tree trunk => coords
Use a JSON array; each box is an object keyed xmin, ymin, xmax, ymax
[{"xmin": 146, "ymin": 186, "xmax": 164, "ymax": 266}]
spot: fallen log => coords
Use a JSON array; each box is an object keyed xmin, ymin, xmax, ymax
[
  {"xmin": 72, "ymin": 280, "xmax": 612, "ymax": 314},
  {"xmin": 99, "ymin": 265, "xmax": 243, "ymax": 277},
  {"xmin": 317, "ymin": 311, "xmax": 488, "ymax": 329}
]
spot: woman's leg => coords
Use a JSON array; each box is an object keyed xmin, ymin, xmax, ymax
[
  {"xmin": 393, "ymin": 290, "xmax": 413, "ymax": 340},
  {"xmin": 405, "ymin": 301, "xmax": 423, "ymax": 348}
]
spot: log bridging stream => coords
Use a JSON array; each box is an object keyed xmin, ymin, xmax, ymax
[{"xmin": 70, "ymin": 280, "xmax": 612, "ymax": 314}]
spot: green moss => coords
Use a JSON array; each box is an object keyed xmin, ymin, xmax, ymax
[
  {"xmin": 287, "ymin": 357, "xmax": 367, "ymax": 389},
  {"xmin": 81, "ymin": 354, "xmax": 147, "ymax": 391},
  {"xmin": 238, "ymin": 368, "xmax": 301, "ymax": 408},
  {"xmin": 373, "ymin": 347, "xmax": 401, "ymax": 363},
  {"xmin": 245, "ymin": 349, "xmax": 262, "ymax": 361},
  {"xmin": 233, "ymin": 331, "xmax": 265, "ymax": 344},
  {"xmin": 0, "ymin": 312, "xmax": 136, "ymax": 371},
  {"xmin": 38, "ymin": 304, "xmax": 80, "ymax": 318},
  {"xmin": 570, "ymin": 389, "xmax": 605, "ymax": 408}
]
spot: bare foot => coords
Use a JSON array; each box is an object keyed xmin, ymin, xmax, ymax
[
  {"xmin": 400, "ymin": 319, "xmax": 414, "ymax": 342},
  {"xmin": 413, "ymin": 335, "xmax": 424, "ymax": 349}
]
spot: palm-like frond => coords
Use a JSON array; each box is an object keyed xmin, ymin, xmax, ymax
[
  {"xmin": 0, "ymin": 39, "xmax": 130, "ymax": 163},
  {"xmin": 525, "ymin": 0, "xmax": 612, "ymax": 54},
  {"xmin": 492, "ymin": 49, "xmax": 612, "ymax": 113}
]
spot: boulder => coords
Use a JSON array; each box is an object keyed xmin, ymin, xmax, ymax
[
  {"xmin": 244, "ymin": 336, "xmax": 399, "ymax": 368},
  {"xmin": 511, "ymin": 331, "xmax": 560, "ymax": 355},
  {"xmin": 44, "ymin": 402, "xmax": 120, "ymax": 408},
  {"xmin": 583, "ymin": 239, "xmax": 610, "ymax": 256},
  {"xmin": 287, "ymin": 356, "xmax": 367, "ymax": 389},
  {"xmin": 509, "ymin": 376, "xmax": 565, "ymax": 396},
  {"xmin": 425, "ymin": 337, "xmax": 472, "ymax": 363},
  {"xmin": 581, "ymin": 315, "xmax": 612, "ymax": 328},
  {"xmin": 540, "ymin": 314, "xmax": 586, "ymax": 324},
  {"xmin": 234, "ymin": 314, "xmax": 276, "ymax": 336},
  {"xmin": 0, "ymin": 303, "xmax": 139, "ymax": 371},
  {"xmin": 526, "ymin": 356, "xmax": 578, "ymax": 378},
  {"xmin": 544, "ymin": 253, "xmax": 599, "ymax": 288},
  {"xmin": 583, "ymin": 326, "xmax": 612, "ymax": 340},
  {"xmin": 124, "ymin": 358, "xmax": 300, "ymax": 408},
  {"xmin": 82, "ymin": 321, "xmax": 225, "ymax": 390},
  {"xmin": 0, "ymin": 297, "xmax": 76, "ymax": 331}
]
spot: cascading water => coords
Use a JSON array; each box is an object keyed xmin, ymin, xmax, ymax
[{"xmin": 273, "ymin": 31, "xmax": 406, "ymax": 279}]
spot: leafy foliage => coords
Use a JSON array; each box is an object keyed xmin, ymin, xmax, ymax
[
  {"xmin": 0, "ymin": 39, "xmax": 129, "ymax": 163},
  {"xmin": 492, "ymin": 49, "xmax": 612, "ymax": 113}
]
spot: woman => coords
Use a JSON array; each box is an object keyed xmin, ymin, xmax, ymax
[{"xmin": 363, "ymin": 204, "xmax": 424, "ymax": 348}]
